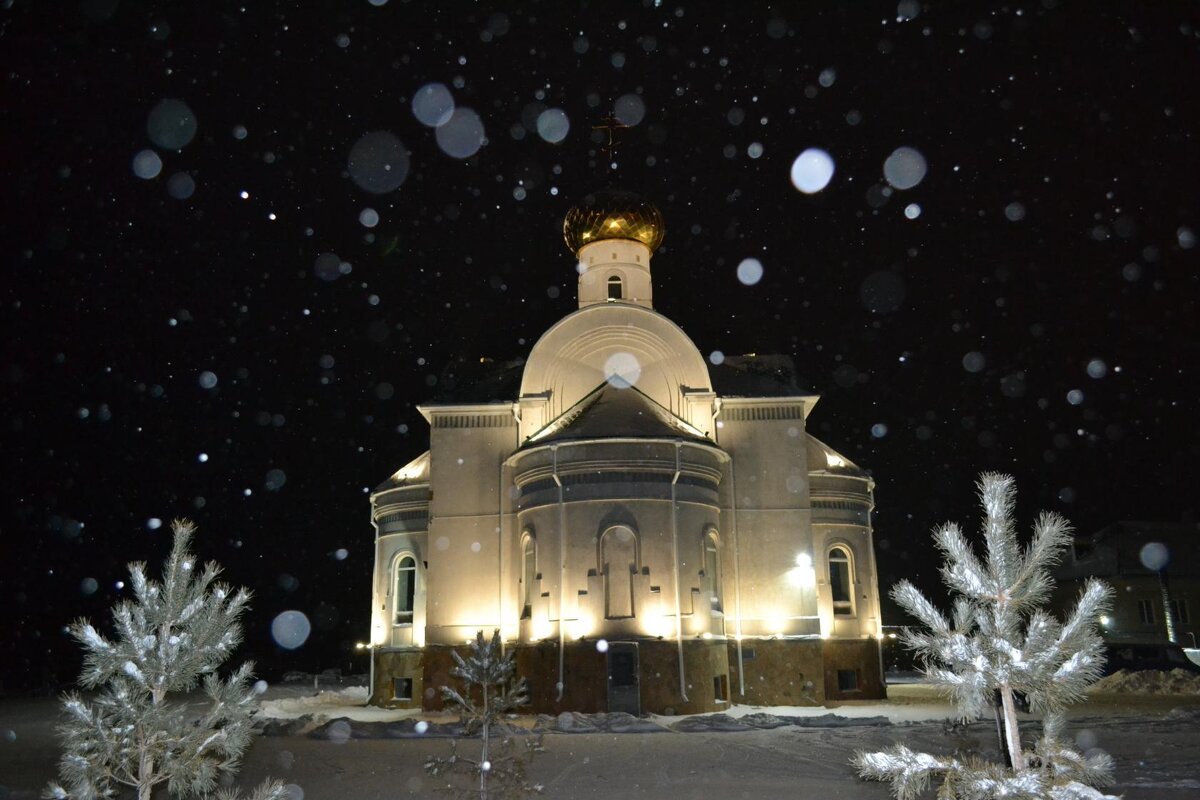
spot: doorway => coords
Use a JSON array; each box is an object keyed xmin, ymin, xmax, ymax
[{"xmin": 606, "ymin": 641, "xmax": 640, "ymax": 715}]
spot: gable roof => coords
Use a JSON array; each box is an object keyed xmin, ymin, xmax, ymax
[{"xmin": 526, "ymin": 381, "xmax": 710, "ymax": 447}]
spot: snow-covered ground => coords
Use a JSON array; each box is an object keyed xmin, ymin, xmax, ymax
[
  {"xmin": 4, "ymin": 675, "xmax": 1200, "ymax": 799},
  {"xmin": 1089, "ymin": 668, "xmax": 1200, "ymax": 695},
  {"xmin": 256, "ymin": 683, "xmax": 957, "ymax": 727}
]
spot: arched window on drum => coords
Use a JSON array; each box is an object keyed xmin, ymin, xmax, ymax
[
  {"xmin": 521, "ymin": 533, "xmax": 537, "ymax": 620},
  {"xmin": 702, "ymin": 530, "xmax": 722, "ymax": 614},
  {"xmin": 393, "ymin": 554, "xmax": 417, "ymax": 625},
  {"xmin": 828, "ymin": 546, "xmax": 854, "ymax": 617}
]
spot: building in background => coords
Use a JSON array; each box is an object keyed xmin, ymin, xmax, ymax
[
  {"xmin": 365, "ymin": 189, "xmax": 884, "ymax": 714},
  {"xmin": 1054, "ymin": 521, "xmax": 1200, "ymax": 668}
]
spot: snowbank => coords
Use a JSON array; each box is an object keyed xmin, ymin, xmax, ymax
[
  {"xmin": 257, "ymin": 685, "xmax": 421, "ymax": 722},
  {"xmin": 1088, "ymin": 669, "xmax": 1200, "ymax": 695},
  {"xmin": 255, "ymin": 683, "xmax": 961, "ymax": 728}
]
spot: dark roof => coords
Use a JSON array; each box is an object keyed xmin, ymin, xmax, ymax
[
  {"xmin": 1057, "ymin": 521, "xmax": 1200, "ymax": 579},
  {"xmin": 427, "ymin": 356, "xmax": 525, "ymax": 403},
  {"xmin": 526, "ymin": 381, "xmax": 711, "ymax": 446},
  {"xmin": 708, "ymin": 354, "xmax": 811, "ymax": 397}
]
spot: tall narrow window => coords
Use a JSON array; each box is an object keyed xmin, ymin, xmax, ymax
[
  {"xmin": 703, "ymin": 532, "xmax": 722, "ymax": 613},
  {"xmin": 1137, "ymin": 598, "xmax": 1156, "ymax": 625},
  {"xmin": 394, "ymin": 555, "xmax": 416, "ymax": 625},
  {"xmin": 602, "ymin": 526, "xmax": 636, "ymax": 618},
  {"xmin": 521, "ymin": 536, "xmax": 536, "ymax": 620},
  {"xmin": 829, "ymin": 547, "xmax": 853, "ymax": 617},
  {"xmin": 607, "ymin": 275, "xmax": 623, "ymax": 300}
]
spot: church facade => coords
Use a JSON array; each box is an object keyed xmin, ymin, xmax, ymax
[{"xmin": 366, "ymin": 190, "xmax": 885, "ymax": 714}]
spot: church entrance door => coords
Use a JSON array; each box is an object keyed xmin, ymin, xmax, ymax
[{"xmin": 606, "ymin": 641, "xmax": 640, "ymax": 715}]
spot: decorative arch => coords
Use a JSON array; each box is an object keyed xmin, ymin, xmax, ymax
[
  {"xmin": 390, "ymin": 551, "xmax": 419, "ymax": 625},
  {"xmin": 700, "ymin": 527, "xmax": 723, "ymax": 614},
  {"xmin": 518, "ymin": 304, "xmax": 713, "ymax": 424},
  {"xmin": 599, "ymin": 525, "xmax": 639, "ymax": 619},
  {"xmin": 827, "ymin": 544, "xmax": 855, "ymax": 617},
  {"xmin": 520, "ymin": 529, "xmax": 537, "ymax": 620}
]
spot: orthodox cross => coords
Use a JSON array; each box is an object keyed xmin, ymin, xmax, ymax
[{"xmin": 592, "ymin": 113, "xmax": 630, "ymax": 164}]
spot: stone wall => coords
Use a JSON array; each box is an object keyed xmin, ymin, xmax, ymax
[
  {"xmin": 370, "ymin": 649, "xmax": 425, "ymax": 708},
  {"xmin": 374, "ymin": 635, "xmax": 885, "ymax": 712},
  {"xmin": 822, "ymin": 637, "xmax": 886, "ymax": 701},
  {"xmin": 727, "ymin": 638, "xmax": 825, "ymax": 706}
]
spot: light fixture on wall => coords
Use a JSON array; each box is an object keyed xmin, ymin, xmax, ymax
[{"xmin": 786, "ymin": 552, "xmax": 816, "ymax": 588}]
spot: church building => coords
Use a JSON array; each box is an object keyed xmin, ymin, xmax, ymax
[{"xmin": 366, "ymin": 189, "xmax": 885, "ymax": 714}]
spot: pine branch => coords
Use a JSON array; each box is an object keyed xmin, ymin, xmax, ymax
[
  {"xmin": 47, "ymin": 520, "xmax": 281, "ymax": 800},
  {"xmin": 855, "ymin": 473, "xmax": 1119, "ymax": 798}
]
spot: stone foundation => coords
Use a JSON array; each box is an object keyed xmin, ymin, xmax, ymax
[{"xmin": 372, "ymin": 635, "xmax": 884, "ymax": 712}]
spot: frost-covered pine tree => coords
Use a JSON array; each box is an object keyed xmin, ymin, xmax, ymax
[
  {"xmin": 46, "ymin": 520, "xmax": 284, "ymax": 800},
  {"xmin": 424, "ymin": 630, "xmax": 542, "ymax": 799},
  {"xmin": 854, "ymin": 473, "xmax": 1119, "ymax": 800}
]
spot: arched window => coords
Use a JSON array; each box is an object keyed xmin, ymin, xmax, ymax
[
  {"xmin": 702, "ymin": 531, "xmax": 722, "ymax": 613},
  {"xmin": 828, "ymin": 546, "xmax": 853, "ymax": 617},
  {"xmin": 394, "ymin": 555, "xmax": 417, "ymax": 625},
  {"xmin": 607, "ymin": 275, "xmax": 623, "ymax": 300},
  {"xmin": 601, "ymin": 526, "xmax": 636, "ymax": 618},
  {"xmin": 521, "ymin": 535, "xmax": 536, "ymax": 620}
]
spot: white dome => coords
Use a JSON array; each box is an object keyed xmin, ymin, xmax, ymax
[{"xmin": 517, "ymin": 304, "xmax": 713, "ymax": 441}]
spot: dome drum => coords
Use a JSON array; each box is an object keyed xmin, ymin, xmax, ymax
[{"xmin": 510, "ymin": 439, "xmax": 724, "ymax": 511}]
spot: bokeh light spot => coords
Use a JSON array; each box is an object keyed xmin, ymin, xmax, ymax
[
  {"xmin": 347, "ymin": 131, "xmax": 409, "ymax": 194},
  {"xmin": 790, "ymin": 148, "xmax": 835, "ymax": 194},
  {"xmin": 270, "ymin": 610, "xmax": 312, "ymax": 650},
  {"xmin": 883, "ymin": 146, "xmax": 927, "ymax": 190},
  {"xmin": 737, "ymin": 258, "xmax": 764, "ymax": 286}
]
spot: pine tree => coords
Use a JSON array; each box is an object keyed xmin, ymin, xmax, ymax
[
  {"xmin": 424, "ymin": 630, "xmax": 543, "ymax": 799},
  {"xmin": 45, "ymin": 520, "xmax": 284, "ymax": 800},
  {"xmin": 853, "ymin": 473, "xmax": 1119, "ymax": 800}
]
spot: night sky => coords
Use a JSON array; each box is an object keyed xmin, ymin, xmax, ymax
[{"xmin": 4, "ymin": 1, "xmax": 1198, "ymax": 692}]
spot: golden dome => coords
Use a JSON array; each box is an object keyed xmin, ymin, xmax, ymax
[{"xmin": 563, "ymin": 189, "xmax": 665, "ymax": 256}]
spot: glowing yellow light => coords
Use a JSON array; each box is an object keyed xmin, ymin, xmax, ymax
[
  {"xmin": 1099, "ymin": 615, "xmax": 1111, "ymax": 627},
  {"xmin": 786, "ymin": 559, "xmax": 817, "ymax": 588},
  {"xmin": 568, "ymin": 616, "xmax": 594, "ymax": 640}
]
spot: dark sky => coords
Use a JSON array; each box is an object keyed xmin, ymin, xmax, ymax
[{"xmin": 3, "ymin": 1, "xmax": 1198, "ymax": 691}]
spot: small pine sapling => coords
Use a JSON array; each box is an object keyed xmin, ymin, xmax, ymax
[
  {"xmin": 853, "ymin": 474, "xmax": 1119, "ymax": 800},
  {"xmin": 424, "ymin": 630, "xmax": 543, "ymax": 799},
  {"xmin": 45, "ymin": 520, "xmax": 284, "ymax": 800}
]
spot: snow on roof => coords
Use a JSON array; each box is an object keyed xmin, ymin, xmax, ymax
[
  {"xmin": 375, "ymin": 450, "xmax": 430, "ymax": 492},
  {"xmin": 807, "ymin": 434, "xmax": 866, "ymax": 475}
]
